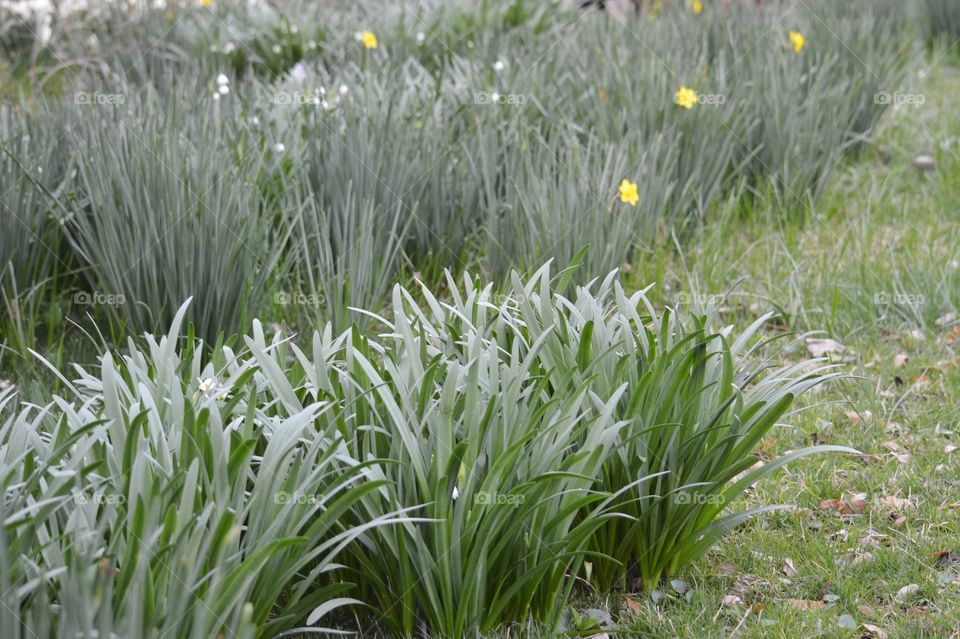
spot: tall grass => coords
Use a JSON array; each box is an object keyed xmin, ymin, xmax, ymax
[
  {"xmin": 63, "ymin": 88, "xmax": 293, "ymax": 341},
  {"xmin": 923, "ymin": 0, "xmax": 960, "ymax": 48},
  {"xmin": 244, "ymin": 263, "xmax": 848, "ymax": 636},
  {"xmin": 0, "ymin": 302, "xmax": 407, "ymax": 638},
  {"xmin": 0, "ymin": 105, "xmax": 71, "ymax": 366},
  {"xmin": 1, "ymin": 0, "xmax": 911, "ymax": 336}
]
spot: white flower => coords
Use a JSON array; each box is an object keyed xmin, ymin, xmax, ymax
[
  {"xmin": 452, "ymin": 486, "xmax": 460, "ymax": 500},
  {"xmin": 223, "ymin": 42, "xmax": 236, "ymax": 54},
  {"xmin": 198, "ymin": 378, "xmax": 216, "ymax": 392},
  {"xmin": 319, "ymin": 85, "xmax": 326, "ymax": 95},
  {"xmin": 218, "ymin": 84, "xmax": 229, "ymax": 95},
  {"xmin": 273, "ymin": 143, "xmax": 286, "ymax": 153},
  {"xmin": 248, "ymin": 115, "xmax": 260, "ymax": 126},
  {"xmin": 493, "ymin": 60, "xmax": 505, "ymax": 72},
  {"xmin": 216, "ymin": 73, "xmax": 229, "ymax": 86},
  {"xmin": 339, "ymin": 84, "xmax": 349, "ymax": 96},
  {"xmin": 289, "ymin": 61, "xmax": 307, "ymax": 84},
  {"xmin": 416, "ymin": 31, "xmax": 425, "ymax": 44},
  {"xmin": 290, "ymin": 25, "xmax": 298, "ymax": 33},
  {"xmin": 491, "ymin": 92, "xmax": 500, "ymax": 104},
  {"xmin": 307, "ymin": 39, "xmax": 317, "ymax": 49},
  {"xmin": 321, "ymin": 100, "xmax": 330, "ymax": 110},
  {"xmin": 272, "ymin": 44, "xmax": 282, "ymax": 54},
  {"xmin": 212, "ymin": 92, "xmax": 220, "ymax": 101}
]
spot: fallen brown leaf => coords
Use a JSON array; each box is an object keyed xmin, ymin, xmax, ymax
[
  {"xmin": 845, "ymin": 410, "xmax": 873, "ymax": 424},
  {"xmin": 861, "ymin": 623, "xmax": 888, "ymax": 639},
  {"xmin": 783, "ymin": 558, "xmax": 797, "ymax": 578},
  {"xmin": 821, "ymin": 493, "xmax": 868, "ymax": 515},
  {"xmin": 721, "ymin": 595, "xmax": 743, "ymax": 607},
  {"xmin": 934, "ymin": 550, "xmax": 959, "ymax": 569},
  {"xmin": 880, "ymin": 495, "xmax": 915, "ymax": 512},
  {"xmin": 894, "ymin": 583, "xmax": 920, "ymax": 601},
  {"xmin": 621, "ymin": 595, "xmax": 641, "ymax": 616},
  {"xmin": 785, "ymin": 598, "xmax": 825, "ymax": 610},
  {"xmin": 807, "ymin": 338, "xmax": 845, "ymax": 358}
]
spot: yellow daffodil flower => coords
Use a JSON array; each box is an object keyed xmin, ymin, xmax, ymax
[
  {"xmin": 789, "ymin": 31, "xmax": 805, "ymax": 53},
  {"xmin": 619, "ymin": 179, "xmax": 639, "ymax": 207},
  {"xmin": 360, "ymin": 31, "xmax": 378, "ymax": 49},
  {"xmin": 675, "ymin": 86, "xmax": 698, "ymax": 110}
]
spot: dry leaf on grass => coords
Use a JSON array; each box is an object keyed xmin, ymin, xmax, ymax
[
  {"xmin": 806, "ymin": 338, "xmax": 845, "ymax": 358},
  {"xmin": 845, "ymin": 410, "xmax": 872, "ymax": 424},
  {"xmin": 821, "ymin": 493, "xmax": 868, "ymax": 515},
  {"xmin": 945, "ymin": 325, "xmax": 960, "ymax": 345},
  {"xmin": 721, "ymin": 595, "xmax": 743, "ymax": 607},
  {"xmin": 894, "ymin": 583, "xmax": 920, "ymax": 601},
  {"xmin": 936, "ymin": 312, "xmax": 957, "ymax": 327},
  {"xmin": 861, "ymin": 623, "xmax": 888, "ymax": 639},
  {"xmin": 880, "ymin": 495, "xmax": 915, "ymax": 511},
  {"xmin": 934, "ymin": 550, "xmax": 959, "ymax": 569},
  {"xmin": 621, "ymin": 595, "xmax": 641, "ymax": 617},
  {"xmin": 782, "ymin": 558, "xmax": 797, "ymax": 578}
]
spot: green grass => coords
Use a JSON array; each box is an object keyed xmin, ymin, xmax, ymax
[{"xmin": 602, "ymin": 57, "xmax": 960, "ymax": 639}]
